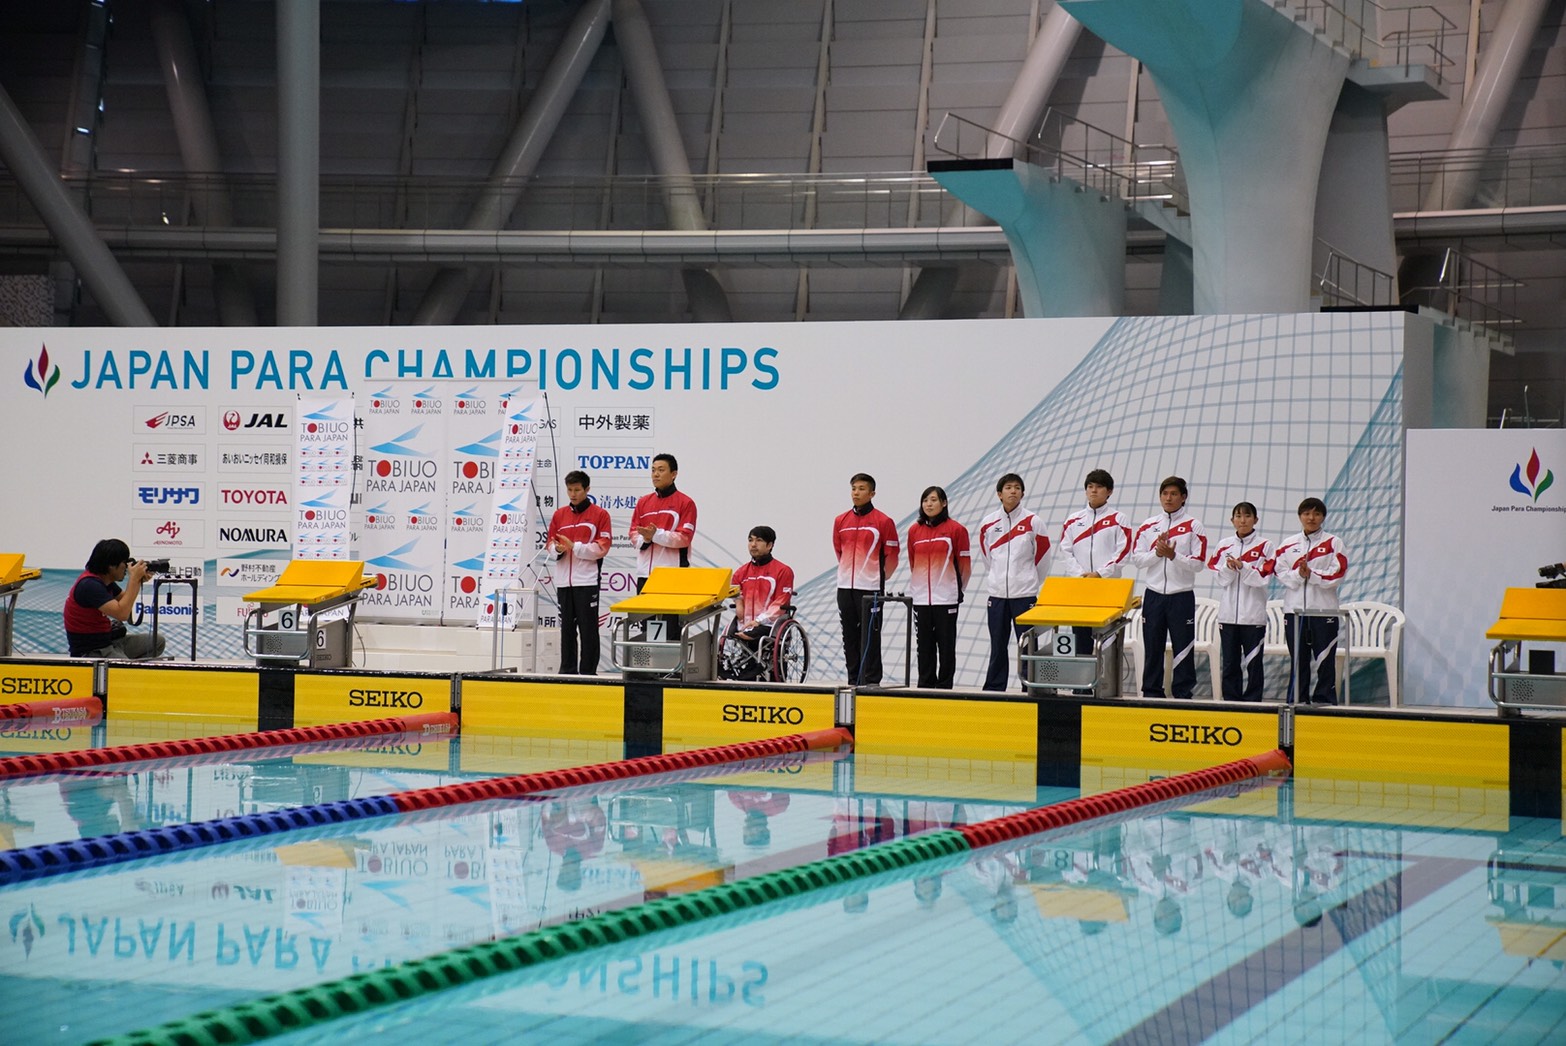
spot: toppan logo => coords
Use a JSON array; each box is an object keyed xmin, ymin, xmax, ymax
[
  {"xmin": 722, "ymin": 704, "xmax": 805, "ymax": 725},
  {"xmin": 347, "ymin": 688, "xmax": 424, "ymax": 708},
  {"xmin": 1509, "ymin": 449, "xmax": 1555, "ymax": 502},
  {"xmin": 22, "ymin": 345, "xmax": 61, "ymax": 398},
  {"xmin": 1148, "ymin": 723, "xmax": 1243, "ymax": 745}
]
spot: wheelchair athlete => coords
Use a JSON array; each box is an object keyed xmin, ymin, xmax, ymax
[{"xmin": 720, "ymin": 526, "xmax": 796, "ymax": 681}]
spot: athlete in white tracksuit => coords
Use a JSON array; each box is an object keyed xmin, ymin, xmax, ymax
[{"xmin": 1207, "ymin": 502, "xmax": 1272, "ymax": 701}]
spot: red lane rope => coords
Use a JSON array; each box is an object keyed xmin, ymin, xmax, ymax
[
  {"xmin": 0, "ymin": 711, "xmax": 459, "ymax": 780},
  {"xmin": 957, "ymin": 749, "xmax": 1293, "ymax": 850},
  {"xmin": 390, "ymin": 727, "xmax": 855, "ymax": 813},
  {"xmin": 0, "ymin": 695, "xmax": 103, "ymax": 726}
]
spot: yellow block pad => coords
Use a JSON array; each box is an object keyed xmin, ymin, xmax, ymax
[
  {"xmin": 1080, "ymin": 705, "xmax": 1278, "ymax": 778},
  {"xmin": 856, "ymin": 695, "xmax": 1037, "ymax": 762},
  {"xmin": 1486, "ymin": 586, "xmax": 1566, "ymax": 641},
  {"xmin": 106, "ymin": 665, "xmax": 259, "ymax": 724},
  {"xmin": 243, "ymin": 559, "xmax": 375, "ymax": 605},
  {"xmin": 1294, "ymin": 715, "xmax": 1508, "ymax": 790},
  {"xmin": 662, "ymin": 687, "xmax": 835, "ymax": 747},
  {"xmin": 459, "ymin": 679, "xmax": 625, "ymax": 739},
  {"xmin": 293, "ymin": 673, "xmax": 446, "ymax": 727}
]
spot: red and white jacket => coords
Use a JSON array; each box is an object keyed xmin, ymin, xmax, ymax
[
  {"xmin": 1130, "ymin": 509, "xmax": 1209, "ymax": 595},
  {"xmin": 976, "ymin": 505, "xmax": 1052, "ymax": 600},
  {"xmin": 732, "ymin": 554, "xmax": 795, "ymax": 629},
  {"xmin": 545, "ymin": 501, "xmax": 613, "ymax": 588},
  {"xmin": 832, "ymin": 504, "xmax": 900, "ymax": 591},
  {"xmin": 906, "ymin": 516, "xmax": 972, "ymax": 607},
  {"xmin": 1273, "ymin": 530, "xmax": 1349, "ymax": 613},
  {"xmin": 1060, "ymin": 505, "xmax": 1133, "ymax": 580},
  {"xmin": 629, "ymin": 485, "xmax": 697, "ymax": 579},
  {"xmin": 1207, "ymin": 531, "xmax": 1273, "ymax": 625}
]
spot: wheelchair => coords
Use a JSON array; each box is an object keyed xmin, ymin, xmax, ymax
[{"xmin": 716, "ymin": 604, "xmax": 811, "ymax": 683}]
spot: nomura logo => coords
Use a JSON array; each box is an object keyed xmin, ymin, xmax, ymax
[
  {"xmin": 1509, "ymin": 449, "xmax": 1555, "ymax": 502},
  {"xmin": 22, "ymin": 345, "xmax": 61, "ymax": 398}
]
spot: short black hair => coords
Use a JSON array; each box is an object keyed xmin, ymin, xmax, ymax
[
  {"xmin": 995, "ymin": 473, "xmax": 1024, "ymax": 494},
  {"xmin": 1231, "ymin": 501, "xmax": 1258, "ymax": 517},
  {"xmin": 653, "ymin": 453, "xmax": 678, "ymax": 473},
  {"xmin": 86, "ymin": 538, "xmax": 131, "ymax": 574},
  {"xmin": 749, "ymin": 525, "xmax": 776, "ymax": 545},
  {"xmin": 564, "ymin": 470, "xmax": 590, "ymax": 489},
  {"xmin": 850, "ymin": 473, "xmax": 876, "ymax": 491},
  {"xmin": 1297, "ymin": 497, "xmax": 1327, "ymax": 516},
  {"xmin": 1159, "ymin": 476, "xmax": 1188, "ymax": 498},
  {"xmin": 1085, "ymin": 469, "xmax": 1114, "ymax": 491}
]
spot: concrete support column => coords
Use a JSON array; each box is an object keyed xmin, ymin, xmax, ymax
[
  {"xmin": 149, "ymin": 0, "xmax": 257, "ymax": 326},
  {"xmin": 0, "ymin": 81, "xmax": 154, "ymax": 326},
  {"xmin": 1425, "ymin": 0, "xmax": 1550, "ymax": 211},
  {"xmin": 986, "ymin": 4, "xmax": 1083, "ymax": 157},
  {"xmin": 612, "ymin": 0, "xmax": 731, "ymax": 321},
  {"xmin": 1314, "ymin": 81, "xmax": 1398, "ymax": 295},
  {"xmin": 415, "ymin": 0, "xmax": 612, "ymax": 325},
  {"xmin": 930, "ymin": 158, "xmax": 1125, "ymax": 317},
  {"xmin": 276, "ymin": 0, "xmax": 319, "ymax": 327},
  {"xmin": 1062, "ymin": 0, "xmax": 1350, "ymax": 313}
]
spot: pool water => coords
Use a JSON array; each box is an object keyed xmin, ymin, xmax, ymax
[{"xmin": 0, "ymin": 731, "xmax": 1562, "ymax": 1044}]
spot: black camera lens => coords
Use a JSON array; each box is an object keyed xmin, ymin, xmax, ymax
[{"xmin": 1540, "ymin": 563, "xmax": 1564, "ymax": 580}]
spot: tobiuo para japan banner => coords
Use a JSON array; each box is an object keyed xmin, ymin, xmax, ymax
[
  {"xmin": 358, "ymin": 383, "xmax": 448, "ymax": 620},
  {"xmin": 477, "ymin": 395, "xmax": 544, "ymax": 627},
  {"xmin": 293, "ymin": 395, "xmax": 354, "ymax": 560},
  {"xmin": 443, "ymin": 382, "xmax": 530, "ymax": 619}
]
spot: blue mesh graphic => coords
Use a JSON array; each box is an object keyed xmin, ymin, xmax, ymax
[{"xmin": 787, "ymin": 313, "xmax": 1407, "ymax": 689}]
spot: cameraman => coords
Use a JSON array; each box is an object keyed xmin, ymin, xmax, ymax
[{"xmin": 63, "ymin": 539, "xmax": 167, "ymax": 659}]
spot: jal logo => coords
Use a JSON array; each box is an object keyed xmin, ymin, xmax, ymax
[
  {"xmin": 22, "ymin": 345, "xmax": 61, "ymax": 398},
  {"xmin": 1509, "ymin": 449, "xmax": 1555, "ymax": 502},
  {"xmin": 223, "ymin": 411, "xmax": 288, "ymax": 431}
]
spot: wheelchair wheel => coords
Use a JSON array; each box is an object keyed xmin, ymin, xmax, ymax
[{"xmin": 769, "ymin": 618, "xmax": 810, "ymax": 682}]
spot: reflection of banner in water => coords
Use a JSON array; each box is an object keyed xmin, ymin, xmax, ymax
[{"xmin": 477, "ymin": 396, "xmax": 542, "ymax": 627}]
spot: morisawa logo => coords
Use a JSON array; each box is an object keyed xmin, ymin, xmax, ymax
[
  {"xmin": 1509, "ymin": 449, "xmax": 1555, "ymax": 502},
  {"xmin": 22, "ymin": 345, "xmax": 61, "ymax": 398}
]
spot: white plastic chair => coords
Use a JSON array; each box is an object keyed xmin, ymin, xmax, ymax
[{"xmin": 1338, "ymin": 601, "xmax": 1406, "ymax": 707}]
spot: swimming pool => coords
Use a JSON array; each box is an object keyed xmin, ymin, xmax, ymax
[{"xmin": 1, "ymin": 723, "xmax": 1561, "ymax": 1044}]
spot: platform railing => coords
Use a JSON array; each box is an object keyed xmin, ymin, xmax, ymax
[
  {"xmin": 931, "ymin": 109, "xmax": 1182, "ymax": 209},
  {"xmin": 1388, "ymin": 144, "xmax": 1566, "ymax": 211},
  {"xmin": 1400, "ymin": 247, "xmax": 1524, "ymax": 334},
  {"xmin": 1281, "ymin": 0, "xmax": 1455, "ymax": 76},
  {"xmin": 1316, "ymin": 240, "xmax": 1397, "ymax": 307}
]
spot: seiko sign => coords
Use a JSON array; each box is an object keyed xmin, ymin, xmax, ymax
[
  {"xmin": 1147, "ymin": 724, "xmax": 1243, "ymax": 746},
  {"xmin": 0, "ymin": 678, "xmax": 74, "ymax": 696},
  {"xmin": 721, "ymin": 704, "xmax": 805, "ymax": 725},
  {"xmin": 347, "ymin": 689, "xmax": 425, "ymax": 709}
]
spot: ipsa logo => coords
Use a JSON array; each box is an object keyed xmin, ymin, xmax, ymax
[
  {"xmin": 22, "ymin": 346, "xmax": 61, "ymax": 398},
  {"xmin": 1509, "ymin": 449, "xmax": 1555, "ymax": 502}
]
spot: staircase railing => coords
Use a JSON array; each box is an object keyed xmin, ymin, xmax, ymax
[
  {"xmin": 1400, "ymin": 247, "xmax": 1523, "ymax": 335},
  {"xmin": 1316, "ymin": 241, "xmax": 1396, "ymax": 307}
]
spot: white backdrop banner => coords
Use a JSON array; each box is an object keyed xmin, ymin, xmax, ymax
[
  {"xmin": 3, "ymin": 314, "xmax": 1417, "ymax": 690},
  {"xmin": 1404, "ymin": 429, "xmax": 1566, "ymax": 707}
]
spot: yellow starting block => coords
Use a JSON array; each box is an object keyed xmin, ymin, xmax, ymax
[
  {"xmin": 242, "ymin": 559, "xmax": 377, "ymax": 668},
  {"xmin": 1486, "ymin": 587, "xmax": 1566, "ymax": 716},
  {"xmin": 0, "ymin": 553, "xmax": 43, "ymax": 658},
  {"xmin": 1016, "ymin": 576, "xmax": 1139, "ymax": 698},
  {"xmin": 609, "ymin": 567, "xmax": 737, "ymax": 680}
]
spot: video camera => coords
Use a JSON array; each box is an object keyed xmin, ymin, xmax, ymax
[
  {"xmin": 135, "ymin": 558, "xmax": 172, "ymax": 574},
  {"xmin": 1539, "ymin": 563, "xmax": 1566, "ymax": 590}
]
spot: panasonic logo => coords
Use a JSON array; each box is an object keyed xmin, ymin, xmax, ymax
[{"xmin": 1148, "ymin": 724, "xmax": 1243, "ymax": 745}]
